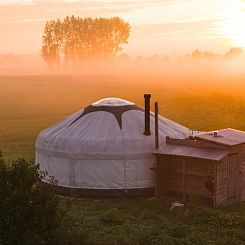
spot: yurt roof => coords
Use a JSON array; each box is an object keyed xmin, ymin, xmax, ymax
[
  {"xmin": 70, "ymin": 98, "xmax": 144, "ymax": 129},
  {"xmin": 36, "ymin": 97, "xmax": 190, "ymax": 156}
]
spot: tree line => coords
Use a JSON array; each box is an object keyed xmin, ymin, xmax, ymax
[{"xmin": 41, "ymin": 16, "xmax": 130, "ymax": 66}]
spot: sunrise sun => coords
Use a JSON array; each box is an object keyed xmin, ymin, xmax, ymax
[{"xmin": 219, "ymin": 0, "xmax": 245, "ymax": 47}]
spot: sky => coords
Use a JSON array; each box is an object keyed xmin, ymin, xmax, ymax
[{"xmin": 0, "ymin": 0, "xmax": 245, "ymax": 56}]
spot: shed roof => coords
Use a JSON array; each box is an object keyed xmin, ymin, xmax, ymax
[
  {"xmin": 154, "ymin": 144, "xmax": 228, "ymax": 161},
  {"xmin": 196, "ymin": 128, "xmax": 245, "ymax": 146}
]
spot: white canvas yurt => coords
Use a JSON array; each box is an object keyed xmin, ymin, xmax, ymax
[{"xmin": 35, "ymin": 96, "xmax": 190, "ymax": 197}]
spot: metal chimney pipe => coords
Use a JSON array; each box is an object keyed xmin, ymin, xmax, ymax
[{"xmin": 144, "ymin": 93, "xmax": 151, "ymax": 135}]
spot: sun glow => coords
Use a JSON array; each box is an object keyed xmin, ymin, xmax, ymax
[{"xmin": 219, "ymin": 0, "xmax": 245, "ymax": 47}]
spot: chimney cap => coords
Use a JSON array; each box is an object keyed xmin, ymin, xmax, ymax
[{"xmin": 144, "ymin": 93, "xmax": 151, "ymax": 98}]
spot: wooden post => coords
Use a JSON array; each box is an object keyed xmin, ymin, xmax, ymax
[
  {"xmin": 227, "ymin": 155, "xmax": 230, "ymax": 206},
  {"xmin": 214, "ymin": 161, "xmax": 217, "ymax": 208},
  {"xmin": 155, "ymin": 102, "xmax": 159, "ymax": 149},
  {"xmin": 155, "ymin": 156, "xmax": 159, "ymax": 199},
  {"xmin": 238, "ymin": 145, "xmax": 242, "ymax": 204},
  {"xmin": 182, "ymin": 159, "xmax": 186, "ymax": 204}
]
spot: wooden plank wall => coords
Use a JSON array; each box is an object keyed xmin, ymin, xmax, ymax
[
  {"xmin": 228, "ymin": 146, "xmax": 240, "ymax": 205},
  {"xmin": 216, "ymin": 144, "xmax": 244, "ymax": 206},
  {"xmin": 185, "ymin": 159, "xmax": 214, "ymax": 199},
  {"xmin": 157, "ymin": 143, "xmax": 245, "ymax": 206},
  {"xmin": 157, "ymin": 156, "xmax": 169, "ymax": 197},
  {"xmin": 158, "ymin": 156, "xmax": 214, "ymax": 202},
  {"xmin": 240, "ymin": 144, "xmax": 245, "ymax": 202},
  {"xmin": 216, "ymin": 158, "xmax": 229, "ymax": 206}
]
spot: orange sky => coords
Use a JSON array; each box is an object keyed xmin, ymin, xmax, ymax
[{"xmin": 0, "ymin": 0, "xmax": 245, "ymax": 56}]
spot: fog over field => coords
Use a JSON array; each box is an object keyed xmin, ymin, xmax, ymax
[
  {"xmin": 0, "ymin": 50, "xmax": 245, "ymax": 159},
  {"xmin": 0, "ymin": 48, "xmax": 245, "ymax": 75}
]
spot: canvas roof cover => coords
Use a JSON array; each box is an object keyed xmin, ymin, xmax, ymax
[{"xmin": 35, "ymin": 97, "xmax": 191, "ymax": 190}]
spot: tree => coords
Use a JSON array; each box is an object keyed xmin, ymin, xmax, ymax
[
  {"xmin": 224, "ymin": 47, "xmax": 243, "ymax": 59},
  {"xmin": 41, "ymin": 19, "xmax": 63, "ymax": 67},
  {"xmin": 41, "ymin": 16, "xmax": 130, "ymax": 66},
  {"xmin": 191, "ymin": 49, "xmax": 218, "ymax": 59},
  {"xmin": 0, "ymin": 152, "xmax": 63, "ymax": 244}
]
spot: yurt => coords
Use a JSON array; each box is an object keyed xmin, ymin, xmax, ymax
[{"xmin": 35, "ymin": 95, "xmax": 190, "ymax": 197}]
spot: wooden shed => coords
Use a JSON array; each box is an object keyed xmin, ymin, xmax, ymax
[{"xmin": 154, "ymin": 128, "xmax": 245, "ymax": 207}]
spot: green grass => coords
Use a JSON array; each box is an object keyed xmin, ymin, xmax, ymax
[{"xmin": 56, "ymin": 198, "xmax": 245, "ymax": 244}]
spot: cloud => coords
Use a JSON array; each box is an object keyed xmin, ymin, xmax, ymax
[
  {"xmin": 0, "ymin": 0, "xmax": 234, "ymax": 55},
  {"xmin": 0, "ymin": 0, "xmax": 173, "ymax": 26},
  {"xmin": 0, "ymin": 1, "xmax": 133, "ymax": 22},
  {"xmin": 133, "ymin": 19, "xmax": 222, "ymax": 38}
]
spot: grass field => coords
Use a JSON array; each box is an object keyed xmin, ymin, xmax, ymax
[
  {"xmin": 1, "ymin": 73, "xmax": 245, "ymax": 244},
  {"xmin": 1, "ymin": 73, "xmax": 245, "ymax": 159},
  {"xmin": 57, "ymin": 198, "xmax": 245, "ymax": 244}
]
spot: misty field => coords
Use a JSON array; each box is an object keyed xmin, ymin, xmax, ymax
[
  {"xmin": 1, "ymin": 73, "xmax": 245, "ymax": 244},
  {"xmin": 1, "ymin": 73, "xmax": 245, "ymax": 160}
]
